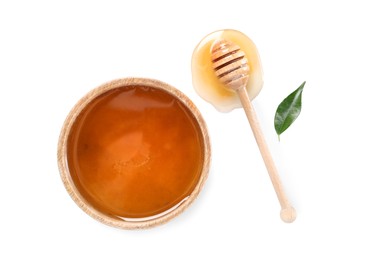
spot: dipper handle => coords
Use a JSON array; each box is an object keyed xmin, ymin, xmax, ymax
[{"xmin": 237, "ymin": 87, "xmax": 296, "ymax": 223}]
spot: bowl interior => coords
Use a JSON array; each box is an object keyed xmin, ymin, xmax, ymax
[{"xmin": 58, "ymin": 78, "xmax": 210, "ymax": 229}]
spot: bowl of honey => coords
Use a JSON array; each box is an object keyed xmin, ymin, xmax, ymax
[{"xmin": 58, "ymin": 78, "xmax": 211, "ymax": 229}]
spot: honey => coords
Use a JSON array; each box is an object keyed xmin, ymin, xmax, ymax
[
  {"xmin": 191, "ymin": 29, "xmax": 264, "ymax": 112},
  {"xmin": 66, "ymin": 85, "xmax": 205, "ymax": 220}
]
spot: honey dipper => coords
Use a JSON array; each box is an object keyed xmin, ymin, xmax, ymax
[{"xmin": 211, "ymin": 40, "xmax": 296, "ymax": 223}]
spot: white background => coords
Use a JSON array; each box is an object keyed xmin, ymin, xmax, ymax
[{"xmin": 1, "ymin": 0, "xmax": 365, "ymax": 259}]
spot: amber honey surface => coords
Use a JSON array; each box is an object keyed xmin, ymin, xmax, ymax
[{"xmin": 67, "ymin": 86, "xmax": 204, "ymax": 219}]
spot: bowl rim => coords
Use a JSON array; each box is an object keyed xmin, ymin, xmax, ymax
[{"xmin": 57, "ymin": 77, "xmax": 211, "ymax": 229}]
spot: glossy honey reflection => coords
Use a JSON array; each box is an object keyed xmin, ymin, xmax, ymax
[{"xmin": 67, "ymin": 86, "xmax": 204, "ymax": 219}]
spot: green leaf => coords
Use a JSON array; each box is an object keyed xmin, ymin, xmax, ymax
[{"xmin": 274, "ymin": 81, "xmax": 305, "ymax": 140}]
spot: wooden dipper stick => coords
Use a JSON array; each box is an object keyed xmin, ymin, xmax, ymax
[{"xmin": 211, "ymin": 40, "xmax": 296, "ymax": 223}]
